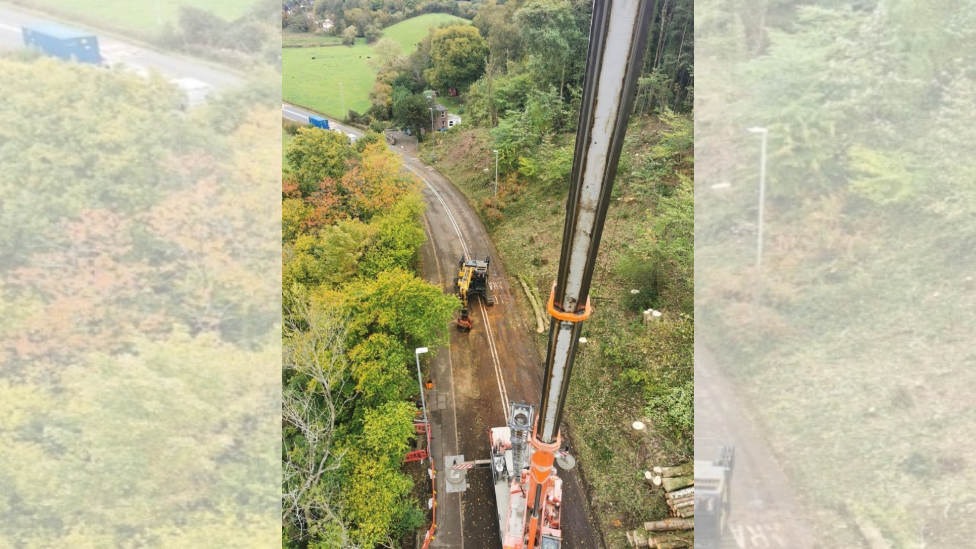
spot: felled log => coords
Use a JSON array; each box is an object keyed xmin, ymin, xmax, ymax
[
  {"xmin": 644, "ymin": 518, "xmax": 694, "ymax": 532},
  {"xmin": 665, "ymin": 487, "xmax": 694, "ymax": 500},
  {"xmin": 654, "ymin": 541, "xmax": 690, "ymax": 549},
  {"xmin": 667, "ymin": 494, "xmax": 694, "ymax": 507},
  {"xmin": 643, "ymin": 471, "xmax": 656, "ymax": 486},
  {"xmin": 654, "ymin": 540, "xmax": 694, "ymax": 549},
  {"xmin": 516, "ymin": 275, "xmax": 547, "ymax": 333},
  {"xmin": 675, "ymin": 506, "xmax": 694, "ymax": 518},
  {"xmin": 627, "ymin": 529, "xmax": 649, "ymax": 548},
  {"xmin": 661, "ymin": 475, "xmax": 693, "ymax": 493},
  {"xmin": 853, "ymin": 515, "xmax": 893, "ymax": 549},
  {"xmin": 653, "ymin": 463, "xmax": 693, "ymax": 477},
  {"xmin": 670, "ymin": 499, "xmax": 694, "ymax": 510}
]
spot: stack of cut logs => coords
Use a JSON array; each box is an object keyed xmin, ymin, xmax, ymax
[
  {"xmin": 625, "ymin": 518, "xmax": 694, "ymax": 548},
  {"xmin": 627, "ymin": 462, "xmax": 695, "ymax": 548},
  {"xmin": 645, "ymin": 462, "xmax": 694, "ymax": 518}
]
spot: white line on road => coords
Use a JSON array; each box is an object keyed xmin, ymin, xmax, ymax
[
  {"xmin": 406, "ymin": 163, "xmax": 511, "ymax": 418},
  {"xmin": 479, "ymin": 301, "xmax": 510, "ymax": 417}
]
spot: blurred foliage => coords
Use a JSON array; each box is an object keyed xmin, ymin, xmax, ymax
[{"xmin": 0, "ymin": 57, "xmax": 280, "ymax": 546}]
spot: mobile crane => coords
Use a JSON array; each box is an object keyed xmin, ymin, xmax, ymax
[
  {"xmin": 695, "ymin": 444, "xmax": 735, "ymax": 548},
  {"xmin": 455, "ymin": 253, "xmax": 495, "ymax": 331},
  {"xmin": 485, "ymin": 1, "xmax": 653, "ymax": 548}
]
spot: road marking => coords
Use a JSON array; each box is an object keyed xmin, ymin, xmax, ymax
[
  {"xmin": 0, "ymin": 23, "xmax": 19, "ymax": 33},
  {"xmin": 406, "ymin": 163, "xmax": 511, "ymax": 418},
  {"xmin": 479, "ymin": 300, "xmax": 510, "ymax": 417}
]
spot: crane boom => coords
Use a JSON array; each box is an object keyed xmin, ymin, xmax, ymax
[
  {"xmin": 483, "ymin": 2, "xmax": 654, "ymax": 548},
  {"xmin": 525, "ymin": 1, "xmax": 654, "ymax": 547}
]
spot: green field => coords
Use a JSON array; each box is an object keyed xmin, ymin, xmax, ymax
[
  {"xmin": 283, "ymin": 33, "xmax": 343, "ymax": 47},
  {"xmin": 283, "ymin": 13, "xmax": 470, "ymax": 118},
  {"xmin": 382, "ymin": 13, "xmax": 468, "ymax": 54},
  {"xmin": 283, "ymin": 38, "xmax": 376, "ymax": 119},
  {"xmin": 9, "ymin": 0, "xmax": 251, "ymax": 36}
]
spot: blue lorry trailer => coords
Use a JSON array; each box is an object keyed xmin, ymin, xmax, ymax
[
  {"xmin": 22, "ymin": 23, "xmax": 102, "ymax": 64},
  {"xmin": 309, "ymin": 115, "xmax": 330, "ymax": 130}
]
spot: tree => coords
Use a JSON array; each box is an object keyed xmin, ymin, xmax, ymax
[
  {"xmin": 515, "ymin": 0, "xmax": 585, "ymax": 98},
  {"xmin": 392, "ymin": 93, "xmax": 434, "ymax": 137},
  {"xmin": 282, "ymin": 301, "xmax": 355, "ymax": 546},
  {"xmin": 424, "ymin": 25, "xmax": 488, "ymax": 92},
  {"xmin": 344, "ymin": 268, "xmax": 459, "ymax": 353},
  {"xmin": 359, "ymin": 193, "xmax": 427, "ymax": 278},
  {"xmin": 342, "ymin": 25, "xmax": 358, "ymax": 45},
  {"xmin": 286, "ymin": 127, "xmax": 355, "ymax": 195}
]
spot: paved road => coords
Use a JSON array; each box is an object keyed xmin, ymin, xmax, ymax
[
  {"xmin": 695, "ymin": 343, "xmax": 820, "ymax": 549},
  {"xmin": 0, "ymin": 3, "xmax": 241, "ymax": 90},
  {"xmin": 407, "ymin": 156, "xmax": 599, "ymax": 549},
  {"xmin": 282, "ymin": 103, "xmax": 602, "ymax": 548}
]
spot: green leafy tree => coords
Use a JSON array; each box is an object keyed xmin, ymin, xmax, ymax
[
  {"xmin": 515, "ymin": 0, "xmax": 585, "ymax": 98},
  {"xmin": 345, "ymin": 268, "xmax": 459, "ymax": 353},
  {"xmin": 359, "ymin": 193, "xmax": 427, "ymax": 278},
  {"xmin": 286, "ymin": 127, "xmax": 355, "ymax": 195},
  {"xmin": 392, "ymin": 93, "xmax": 434, "ymax": 137},
  {"xmin": 425, "ymin": 25, "xmax": 488, "ymax": 92}
]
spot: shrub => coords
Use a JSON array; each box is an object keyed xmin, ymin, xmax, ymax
[{"xmin": 282, "ymin": 119, "xmax": 302, "ymax": 135}]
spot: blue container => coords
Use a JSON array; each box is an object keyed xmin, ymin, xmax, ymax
[
  {"xmin": 22, "ymin": 23, "xmax": 102, "ymax": 64},
  {"xmin": 309, "ymin": 115, "xmax": 330, "ymax": 130}
]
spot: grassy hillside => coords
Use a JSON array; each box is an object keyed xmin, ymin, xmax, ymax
[
  {"xmin": 283, "ymin": 38, "xmax": 375, "ymax": 118},
  {"xmin": 283, "ymin": 14, "xmax": 468, "ymax": 118},
  {"xmin": 382, "ymin": 13, "xmax": 468, "ymax": 54},
  {"xmin": 7, "ymin": 0, "xmax": 249, "ymax": 35},
  {"xmin": 423, "ymin": 114, "xmax": 693, "ymax": 548}
]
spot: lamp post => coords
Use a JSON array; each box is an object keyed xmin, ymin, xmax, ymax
[
  {"xmin": 493, "ymin": 149, "xmax": 499, "ymax": 198},
  {"xmin": 339, "ymin": 82, "xmax": 345, "ymax": 119},
  {"xmin": 415, "ymin": 347, "xmax": 429, "ymax": 422},
  {"xmin": 747, "ymin": 126, "xmax": 768, "ymax": 309},
  {"xmin": 429, "ymin": 107, "xmax": 435, "ymax": 138}
]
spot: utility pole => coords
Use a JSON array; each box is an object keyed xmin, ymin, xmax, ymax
[
  {"xmin": 415, "ymin": 347, "xmax": 429, "ymax": 422},
  {"xmin": 493, "ymin": 149, "xmax": 499, "ymax": 198},
  {"xmin": 747, "ymin": 126, "xmax": 768, "ymax": 311}
]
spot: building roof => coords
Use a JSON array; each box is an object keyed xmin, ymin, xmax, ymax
[
  {"xmin": 434, "ymin": 104, "xmax": 449, "ymax": 112},
  {"xmin": 24, "ymin": 23, "xmax": 96, "ymax": 40}
]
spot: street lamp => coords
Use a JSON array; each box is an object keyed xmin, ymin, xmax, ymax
[
  {"xmin": 339, "ymin": 83, "xmax": 345, "ymax": 119},
  {"xmin": 747, "ymin": 126, "xmax": 768, "ymax": 309},
  {"xmin": 429, "ymin": 107, "xmax": 435, "ymax": 138},
  {"xmin": 415, "ymin": 347, "xmax": 429, "ymax": 423},
  {"xmin": 493, "ymin": 149, "xmax": 499, "ymax": 198}
]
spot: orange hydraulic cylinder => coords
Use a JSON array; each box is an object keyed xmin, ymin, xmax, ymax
[{"xmin": 525, "ymin": 431, "xmax": 561, "ymax": 549}]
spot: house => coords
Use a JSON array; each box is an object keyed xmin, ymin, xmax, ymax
[
  {"xmin": 433, "ymin": 104, "xmax": 449, "ymax": 131},
  {"xmin": 321, "ymin": 18, "xmax": 334, "ymax": 30},
  {"xmin": 447, "ymin": 113, "xmax": 462, "ymax": 129}
]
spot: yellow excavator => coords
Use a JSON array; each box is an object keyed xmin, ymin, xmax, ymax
[{"xmin": 455, "ymin": 253, "xmax": 494, "ymax": 331}]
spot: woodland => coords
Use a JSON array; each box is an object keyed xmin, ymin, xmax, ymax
[
  {"xmin": 696, "ymin": 0, "xmax": 976, "ymax": 545},
  {"xmin": 0, "ymin": 55, "xmax": 282, "ymax": 546},
  {"xmin": 281, "ymin": 128, "xmax": 459, "ymax": 546}
]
